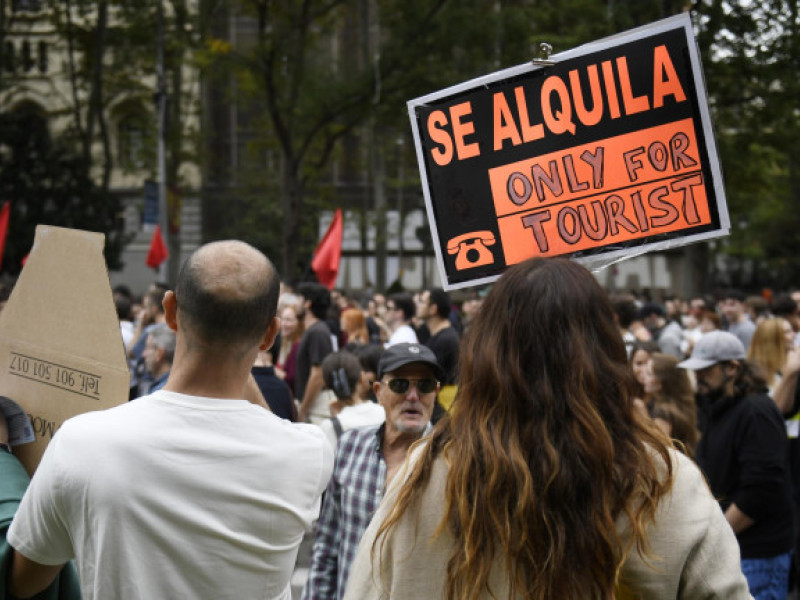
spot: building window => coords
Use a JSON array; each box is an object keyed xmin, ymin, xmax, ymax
[
  {"xmin": 37, "ymin": 41, "xmax": 48, "ymax": 73},
  {"xmin": 12, "ymin": 0, "xmax": 42, "ymax": 13},
  {"xmin": 3, "ymin": 42, "xmax": 15, "ymax": 73},
  {"xmin": 21, "ymin": 40, "xmax": 33, "ymax": 72},
  {"xmin": 118, "ymin": 114, "xmax": 147, "ymax": 170}
]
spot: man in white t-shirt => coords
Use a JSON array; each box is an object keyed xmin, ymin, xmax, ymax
[
  {"xmin": 8, "ymin": 241, "xmax": 334, "ymax": 600},
  {"xmin": 384, "ymin": 293, "xmax": 418, "ymax": 347}
]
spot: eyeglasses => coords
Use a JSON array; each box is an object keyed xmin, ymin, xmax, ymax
[{"xmin": 385, "ymin": 378, "xmax": 438, "ymax": 394}]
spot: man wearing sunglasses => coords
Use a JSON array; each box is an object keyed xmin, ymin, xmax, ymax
[{"xmin": 303, "ymin": 343, "xmax": 443, "ymax": 600}]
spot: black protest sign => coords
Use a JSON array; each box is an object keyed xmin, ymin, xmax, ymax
[{"xmin": 408, "ymin": 13, "xmax": 728, "ymax": 290}]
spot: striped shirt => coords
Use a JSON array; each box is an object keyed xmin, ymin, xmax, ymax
[{"xmin": 302, "ymin": 425, "xmax": 386, "ymax": 600}]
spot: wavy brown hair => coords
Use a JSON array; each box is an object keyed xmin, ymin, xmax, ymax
[
  {"xmin": 373, "ymin": 258, "xmax": 674, "ymax": 599},
  {"xmin": 647, "ymin": 353, "xmax": 699, "ymax": 455},
  {"xmin": 748, "ymin": 317, "xmax": 790, "ymax": 388}
]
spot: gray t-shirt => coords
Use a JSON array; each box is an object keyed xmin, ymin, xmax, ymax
[{"xmin": 728, "ymin": 318, "xmax": 756, "ymax": 351}]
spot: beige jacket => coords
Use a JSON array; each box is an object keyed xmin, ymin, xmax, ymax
[{"xmin": 343, "ymin": 448, "xmax": 752, "ymax": 599}]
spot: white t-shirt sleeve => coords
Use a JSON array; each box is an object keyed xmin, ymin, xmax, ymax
[
  {"xmin": 319, "ymin": 419, "xmax": 340, "ymax": 454},
  {"xmin": 8, "ymin": 429, "xmax": 75, "ymax": 565}
]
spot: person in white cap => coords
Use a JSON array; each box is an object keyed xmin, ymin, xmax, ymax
[{"xmin": 679, "ymin": 330, "xmax": 794, "ymax": 599}]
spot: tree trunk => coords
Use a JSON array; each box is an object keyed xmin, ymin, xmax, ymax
[
  {"xmin": 280, "ymin": 156, "xmax": 303, "ymax": 279},
  {"xmin": 85, "ymin": 1, "xmax": 111, "ymax": 191}
]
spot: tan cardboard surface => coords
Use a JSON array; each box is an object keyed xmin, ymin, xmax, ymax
[{"xmin": 0, "ymin": 225, "xmax": 130, "ymax": 475}]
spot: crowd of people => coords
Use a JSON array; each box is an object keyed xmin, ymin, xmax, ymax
[{"xmin": 3, "ymin": 242, "xmax": 800, "ymax": 599}]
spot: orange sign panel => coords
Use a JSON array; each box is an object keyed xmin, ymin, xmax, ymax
[{"xmin": 491, "ymin": 119, "xmax": 712, "ymax": 262}]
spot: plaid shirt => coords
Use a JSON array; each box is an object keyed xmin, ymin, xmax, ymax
[{"xmin": 302, "ymin": 424, "xmax": 386, "ymax": 600}]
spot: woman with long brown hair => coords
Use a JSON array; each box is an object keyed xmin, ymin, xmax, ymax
[
  {"xmin": 642, "ymin": 353, "xmax": 700, "ymax": 456},
  {"xmin": 344, "ymin": 258, "xmax": 748, "ymax": 599}
]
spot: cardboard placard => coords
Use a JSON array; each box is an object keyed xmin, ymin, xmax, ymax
[
  {"xmin": 408, "ymin": 13, "xmax": 729, "ymax": 290},
  {"xmin": 0, "ymin": 226, "xmax": 130, "ymax": 475}
]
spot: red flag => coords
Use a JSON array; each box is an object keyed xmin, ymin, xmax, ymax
[
  {"xmin": 311, "ymin": 209, "xmax": 343, "ymax": 290},
  {"xmin": 0, "ymin": 202, "xmax": 9, "ymax": 270},
  {"xmin": 145, "ymin": 225, "xmax": 169, "ymax": 269}
]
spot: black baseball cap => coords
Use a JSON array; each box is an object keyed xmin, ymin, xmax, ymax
[{"xmin": 377, "ymin": 343, "xmax": 444, "ymax": 381}]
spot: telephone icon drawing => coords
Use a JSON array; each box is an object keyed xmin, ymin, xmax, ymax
[{"xmin": 447, "ymin": 231, "xmax": 496, "ymax": 271}]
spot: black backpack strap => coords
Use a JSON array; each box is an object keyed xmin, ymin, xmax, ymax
[{"xmin": 331, "ymin": 416, "xmax": 344, "ymax": 439}]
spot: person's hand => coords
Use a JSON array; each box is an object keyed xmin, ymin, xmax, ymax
[{"xmin": 786, "ymin": 347, "xmax": 800, "ymax": 375}]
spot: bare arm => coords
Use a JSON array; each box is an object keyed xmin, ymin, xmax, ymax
[
  {"xmin": 9, "ymin": 550, "xmax": 64, "ymax": 599},
  {"xmin": 724, "ymin": 502, "xmax": 755, "ymax": 534},
  {"xmin": 298, "ymin": 365, "xmax": 324, "ymax": 422}
]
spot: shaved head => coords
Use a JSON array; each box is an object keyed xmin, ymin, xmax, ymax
[{"xmin": 175, "ymin": 241, "xmax": 280, "ymax": 347}]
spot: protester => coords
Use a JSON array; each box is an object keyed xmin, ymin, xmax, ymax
[
  {"xmin": 351, "ymin": 344, "xmax": 383, "ymax": 403},
  {"xmin": 8, "ymin": 240, "xmax": 334, "ymax": 600},
  {"xmin": 679, "ymin": 331, "xmax": 794, "ymax": 599},
  {"xmin": 639, "ymin": 302, "xmax": 683, "ymax": 358},
  {"xmin": 772, "ymin": 294, "xmax": 800, "ymax": 347},
  {"xmin": 417, "ymin": 288, "xmax": 459, "ymax": 413},
  {"xmin": 317, "ymin": 351, "xmax": 385, "ymax": 450},
  {"xmin": 252, "ymin": 346, "xmax": 297, "ymax": 422},
  {"xmin": 746, "ymin": 295, "xmax": 771, "ymax": 325},
  {"xmin": 642, "ymin": 353, "xmax": 699, "ymax": 456},
  {"xmin": 115, "ymin": 293, "xmax": 135, "ymax": 350},
  {"xmin": 275, "ymin": 303, "xmax": 304, "ymax": 394},
  {"xmin": 747, "ymin": 317, "xmax": 795, "ymax": 395},
  {"xmin": 610, "ymin": 293, "xmax": 640, "ymax": 358},
  {"xmin": 720, "ymin": 289, "xmax": 757, "ymax": 350},
  {"xmin": 458, "ymin": 289, "xmax": 484, "ymax": 337},
  {"xmin": 383, "ymin": 293, "xmax": 418, "ymax": 347},
  {"xmin": 295, "ymin": 282, "xmax": 336, "ymax": 423},
  {"xmin": 344, "ymin": 258, "xmax": 750, "ymax": 599},
  {"xmin": 1, "ymin": 410, "xmax": 81, "ymax": 600},
  {"xmin": 700, "ymin": 309, "xmax": 722, "ymax": 334},
  {"xmin": 303, "ymin": 343, "xmax": 442, "ymax": 600},
  {"xmin": 138, "ymin": 323, "xmax": 175, "ymax": 396},
  {"xmin": 339, "ymin": 307, "xmax": 369, "ymax": 346},
  {"xmin": 629, "ymin": 339, "xmax": 660, "ymax": 399},
  {"xmin": 126, "ymin": 286, "xmax": 167, "ymax": 399}
]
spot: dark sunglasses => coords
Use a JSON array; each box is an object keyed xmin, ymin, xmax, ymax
[{"xmin": 385, "ymin": 378, "xmax": 438, "ymax": 394}]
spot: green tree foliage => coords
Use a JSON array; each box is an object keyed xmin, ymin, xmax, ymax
[
  {"xmin": 694, "ymin": 0, "xmax": 800, "ymax": 288},
  {"xmin": 199, "ymin": 0, "xmax": 552, "ymax": 278}
]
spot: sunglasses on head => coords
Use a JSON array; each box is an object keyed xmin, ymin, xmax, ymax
[{"xmin": 385, "ymin": 378, "xmax": 438, "ymax": 394}]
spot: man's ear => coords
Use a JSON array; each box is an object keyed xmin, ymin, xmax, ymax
[
  {"xmin": 373, "ymin": 380, "xmax": 383, "ymax": 403},
  {"xmin": 163, "ymin": 291, "xmax": 178, "ymax": 332},
  {"xmin": 259, "ymin": 316, "xmax": 281, "ymax": 351}
]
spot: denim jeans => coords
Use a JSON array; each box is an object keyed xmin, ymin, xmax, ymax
[{"xmin": 741, "ymin": 551, "xmax": 792, "ymax": 600}]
